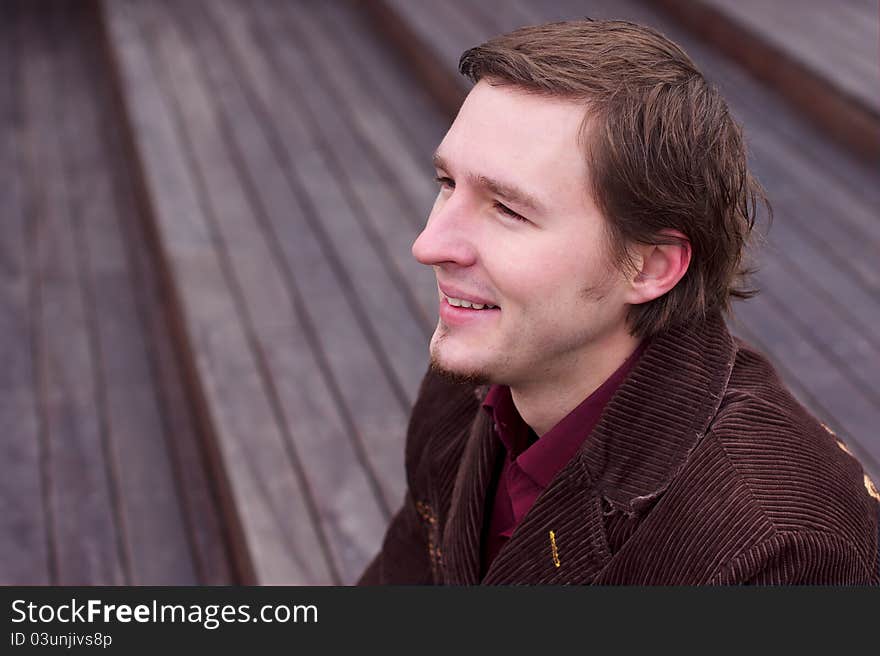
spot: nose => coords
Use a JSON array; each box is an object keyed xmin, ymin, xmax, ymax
[{"xmin": 411, "ymin": 195, "xmax": 478, "ymax": 267}]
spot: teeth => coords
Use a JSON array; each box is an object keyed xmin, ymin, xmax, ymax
[{"xmin": 445, "ymin": 295, "xmax": 497, "ymax": 310}]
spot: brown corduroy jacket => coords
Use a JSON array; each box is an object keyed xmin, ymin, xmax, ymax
[{"xmin": 359, "ymin": 312, "xmax": 880, "ymax": 585}]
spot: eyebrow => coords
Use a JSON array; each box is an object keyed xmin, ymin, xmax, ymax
[{"xmin": 432, "ymin": 152, "xmax": 547, "ymax": 215}]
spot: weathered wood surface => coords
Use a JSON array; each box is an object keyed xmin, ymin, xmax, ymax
[
  {"xmin": 646, "ymin": 0, "xmax": 880, "ymax": 160},
  {"xmin": 686, "ymin": 0, "xmax": 878, "ymax": 117},
  {"xmin": 101, "ymin": 0, "xmax": 451, "ymax": 583},
  {"xmin": 105, "ymin": 0, "xmax": 335, "ymax": 585},
  {"xmin": 371, "ymin": 0, "xmax": 880, "ymax": 484},
  {"xmin": 18, "ymin": 0, "xmax": 129, "ymax": 585},
  {"xmin": 0, "ymin": 0, "xmax": 51, "ymax": 586},
  {"xmin": 87, "ymin": 2, "xmax": 235, "ymax": 585},
  {"xmin": 1, "ymin": 0, "xmax": 233, "ymax": 584}
]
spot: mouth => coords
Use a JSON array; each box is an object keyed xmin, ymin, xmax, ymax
[
  {"xmin": 441, "ymin": 293, "xmax": 499, "ymax": 311},
  {"xmin": 437, "ymin": 290, "xmax": 501, "ymax": 327},
  {"xmin": 437, "ymin": 282, "xmax": 499, "ymax": 309}
]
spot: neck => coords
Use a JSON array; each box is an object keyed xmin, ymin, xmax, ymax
[{"xmin": 509, "ymin": 330, "xmax": 642, "ymax": 437}]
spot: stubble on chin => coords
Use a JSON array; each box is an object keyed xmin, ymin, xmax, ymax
[{"xmin": 428, "ymin": 329, "xmax": 491, "ymax": 387}]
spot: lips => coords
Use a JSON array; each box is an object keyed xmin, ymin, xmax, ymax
[{"xmin": 437, "ymin": 283, "xmax": 498, "ymax": 308}]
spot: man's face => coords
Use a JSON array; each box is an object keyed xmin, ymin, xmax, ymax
[{"xmin": 412, "ymin": 81, "xmax": 634, "ymax": 389}]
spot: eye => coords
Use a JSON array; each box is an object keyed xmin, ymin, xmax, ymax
[
  {"xmin": 434, "ymin": 176, "xmax": 455, "ymax": 189},
  {"xmin": 494, "ymin": 201, "xmax": 528, "ymax": 223}
]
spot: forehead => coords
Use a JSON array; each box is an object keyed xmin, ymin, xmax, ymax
[{"xmin": 437, "ymin": 81, "xmax": 590, "ymax": 207}]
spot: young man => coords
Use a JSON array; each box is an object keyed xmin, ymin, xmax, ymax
[{"xmin": 359, "ymin": 20, "xmax": 879, "ymax": 584}]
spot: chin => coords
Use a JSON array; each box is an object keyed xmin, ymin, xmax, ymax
[{"xmin": 428, "ymin": 341, "xmax": 492, "ymax": 387}]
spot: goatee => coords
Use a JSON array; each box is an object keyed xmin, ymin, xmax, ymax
[{"xmin": 428, "ymin": 352, "xmax": 491, "ymax": 387}]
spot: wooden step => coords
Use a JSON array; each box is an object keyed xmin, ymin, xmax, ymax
[
  {"xmin": 1, "ymin": 0, "xmax": 233, "ymax": 585},
  {"xmin": 647, "ymin": 0, "xmax": 879, "ymax": 162},
  {"xmin": 99, "ymin": 0, "xmax": 448, "ymax": 584}
]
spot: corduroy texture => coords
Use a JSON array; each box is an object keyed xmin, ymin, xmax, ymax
[{"xmin": 358, "ymin": 312, "xmax": 879, "ymax": 585}]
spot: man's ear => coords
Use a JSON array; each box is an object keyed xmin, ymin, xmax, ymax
[{"xmin": 624, "ymin": 229, "xmax": 692, "ymax": 305}]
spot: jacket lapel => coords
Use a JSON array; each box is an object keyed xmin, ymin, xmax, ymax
[
  {"xmin": 579, "ymin": 311, "xmax": 737, "ymax": 517},
  {"xmin": 441, "ymin": 406, "xmax": 499, "ymax": 584},
  {"xmin": 482, "ymin": 464, "xmax": 610, "ymax": 584}
]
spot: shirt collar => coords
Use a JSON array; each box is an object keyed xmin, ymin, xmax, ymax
[{"xmin": 482, "ymin": 339, "xmax": 650, "ymax": 488}]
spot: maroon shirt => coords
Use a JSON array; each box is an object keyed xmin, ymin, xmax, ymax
[{"xmin": 480, "ymin": 340, "xmax": 649, "ymax": 574}]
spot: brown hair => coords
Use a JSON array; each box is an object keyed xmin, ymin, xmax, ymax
[{"xmin": 459, "ymin": 20, "xmax": 770, "ymax": 338}]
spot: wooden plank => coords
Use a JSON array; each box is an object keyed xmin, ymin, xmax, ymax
[
  {"xmin": 56, "ymin": 0, "xmax": 198, "ymax": 585},
  {"xmin": 432, "ymin": 0, "xmax": 496, "ymax": 50},
  {"xmin": 91, "ymin": 14, "xmax": 235, "ymax": 586},
  {"xmin": 754, "ymin": 255, "xmax": 880, "ymax": 404},
  {"xmin": 19, "ymin": 1, "xmax": 127, "ymax": 585},
  {"xmin": 797, "ymin": 1, "xmax": 877, "ymax": 81},
  {"xmin": 179, "ymin": 0, "xmax": 414, "ymax": 510},
  {"xmin": 119, "ymin": 205, "xmax": 238, "ymax": 585},
  {"xmin": 743, "ymin": 140, "xmax": 880, "ymax": 279},
  {"xmin": 454, "ymin": 0, "xmax": 525, "ymax": 34},
  {"xmin": 645, "ymin": 0, "xmax": 880, "ymax": 160},
  {"xmin": 205, "ymin": 0, "xmax": 429, "ymax": 405},
  {"xmin": 0, "ymin": 0, "xmax": 51, "ymax": 585},
  {"xmin": 140, "ymin": 0, "xmax": 389, "ymax": 584},
  {"xmin": 758, "ymin": 215, "xmax": 880, "ymax": 355},
  {"xmin": 251, "ymin": 0, "xmax": 438, "ymax": 334},
  {"xmin": 360, "ymin": 0, "xmax": 466, "ymax": 118},
  {"xmin": 314, "ymin": 1, "xmax": 448, "ymax": 181},
  {"xmin": 698, "ymin": 0, "xmax": 878, "ymax": 112},
  {"xmin": 284, "ymin": 2, "xmax": 442, "ymax": 230},
  {"xmin": 382, "ymin": 0, "xmax": 473, "ymax": 77},
  {"xmin": 102, "ymin": 0, "xmax": 334, "ymax": 584}
]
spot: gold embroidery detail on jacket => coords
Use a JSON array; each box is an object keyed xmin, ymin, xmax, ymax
[
  {"xmin": 864, "ymin": 474, "xmax": 880, "ymax": 502},
  {"xmin": 415, "ymin": 501, "xmax": 437, "ymax": 525},
  {"xmin": 835, "ymin": 439, "xmax": 854, "ymax": 457},
  {"xmin": 549, "ymin": 530, "xmax": 561, "ymax": 568},
  {"xmin": 830, "ymin": 434, "xmax": 878, "ymax": 502},
  {"xmin": 416, "ymin": 500, "xmax": 443, "ymax": 579}
]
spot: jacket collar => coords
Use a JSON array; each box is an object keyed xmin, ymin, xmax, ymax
[
  {"xmin": 441, "ymin": 310, "xmax": 738, "ymax": 584},
  {"xmin": 579, "ymin": 310, "xmax": 737, "ymax": 516}
]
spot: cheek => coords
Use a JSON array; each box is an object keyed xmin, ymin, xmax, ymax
[
  {"xmin": 490, "ymin": 254, "xmax": 577, "ymax": 324},
  {"xmin": 508, "ymin": 244, "xmax": 619, "ymax": 318}
]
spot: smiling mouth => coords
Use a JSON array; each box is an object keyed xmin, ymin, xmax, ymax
[{"xmin": 442, "ymin": 294, "xmax": 499, "ymax": 310}]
